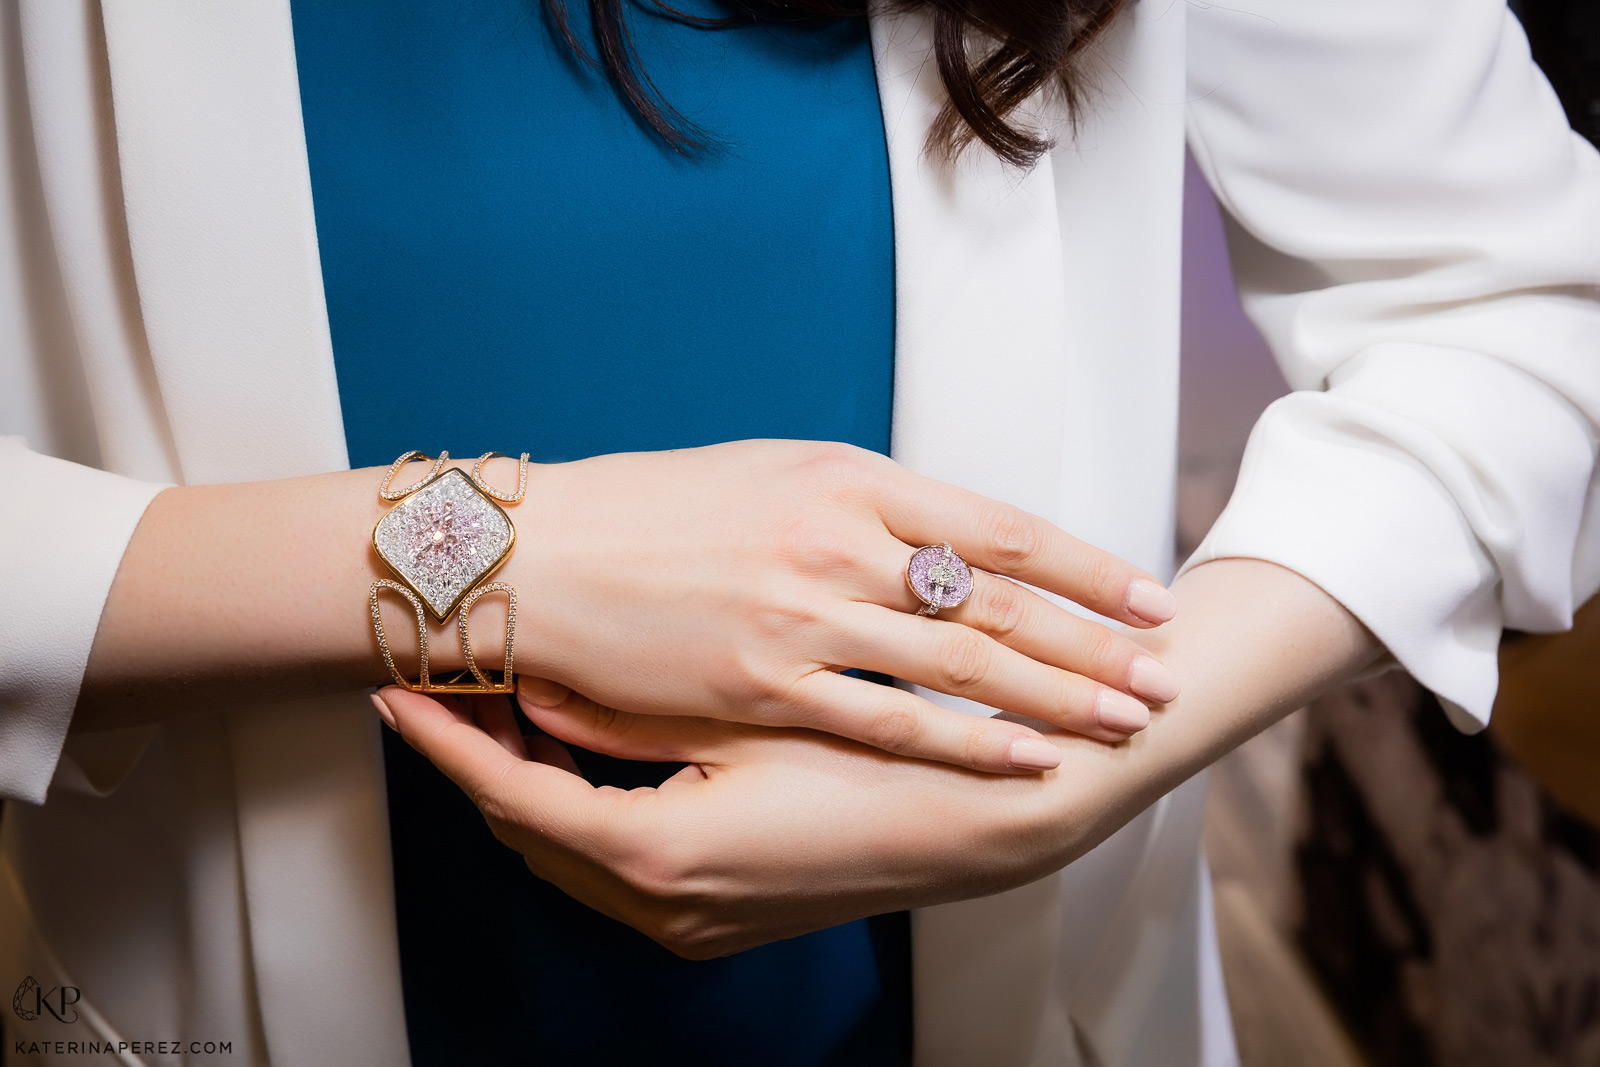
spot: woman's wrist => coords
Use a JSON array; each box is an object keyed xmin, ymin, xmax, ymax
[
  {"xmin": 364, "ymin": 452, "xmax": 553, "ymax": 687},
  {"xmin": 75, "ymin": 449, "xmax": 565, "ymax": 731},
  {"xmin": 1023, "ymin": 558, "xmax": 1384, "ymax": 870},
  {"xmin": 77, "ymin": 467, "xmax": 399, "ymax": 728}
]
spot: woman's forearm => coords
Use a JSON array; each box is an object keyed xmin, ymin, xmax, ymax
[
  {"xmin": 71, "ymin": 441, "xmax": 1180, "ymax": 776},
  {"xmin": 1042, "ymin": 557, "xmax": 1383, "ymax": 866},
  {"xmin": 73, "ymin": 465, "xmax": 487, "ymax": 730}
]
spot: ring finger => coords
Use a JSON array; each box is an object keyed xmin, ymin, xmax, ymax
[
  {"xmin": 857, "ymin": 539, "xmax": 1179, "ymax": 706},
  {"xmin": 831, "ymin": 600, "xmax": 1155, "ymax": 741}
]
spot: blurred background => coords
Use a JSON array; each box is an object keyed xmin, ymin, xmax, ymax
[{"xmin": 1182, "ymin": 2, "xmax": 1600, "ymax": 1064}]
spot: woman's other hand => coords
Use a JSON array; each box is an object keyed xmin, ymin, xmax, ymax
[
  {"xmin": 376, "ymin": 558, "xmax": 1379, "ymax": 958},
  {"xmin": 499, "ymin": 441, "xmax": 1177, "ymax": 774},
  {"xmin": 375, "ymin": 683, "xmax": 1077, "ymax": 958}
]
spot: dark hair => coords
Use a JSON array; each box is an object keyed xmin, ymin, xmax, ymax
[{"xmin": 541, "ymin": 0, "xmax": 1132, "ymax": 167}]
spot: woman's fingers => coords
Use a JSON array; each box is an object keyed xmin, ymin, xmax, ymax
[
  {"xmin": 377, "ymin": 686, "xmax": 620, "ymax": 849},
  {"xmin": 833, "ymin": 603, "xmax": 1155, "ymax": 742},
  {"xmin": 784, "ymin": 670, "xmax": 1063, "ymax": 773},
  {"xmin": 521, "ymin": 674, "xmax": 1061, "ymax": 777},
  {"xmin": 956, "ymin": 572, "xmax": 1180, "ymax": 704},
  {"xmin": 878, "ymin": 473, "xmax": 1175, "ymax": 628},
  {"xmin": 517, "ymin": 679, "xmax": 745, "ymax": 765},
  {"xmin": 852, "ymin": 533, "xmax": 1179, "ymax": 705},
  {"xmin": 467, "ymin": 694, "xmax": 530, "ymax": 759}
]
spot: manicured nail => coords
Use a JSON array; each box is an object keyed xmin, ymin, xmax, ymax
[
  {"xmin": 1007, "ymin": 735, "xmax": 1062, "ymax": 772},
  {"xmin": 516, "ymin": 676, "xmax": 571, "ymax": 708},
  {"xmin": 1128, "ymin": 656, "xmax": 1180, "ymax": 704},
  {"xmin": 1126, "ymin": 579, "xmax": 1177, "ymax": 624},
  {"xmin": 1096, "ymin": 689, "xmax": 1151, "ymax": 733},
  {"xmin": 369, "ymin": 691, "xmax": 397, "ymax": 731}
]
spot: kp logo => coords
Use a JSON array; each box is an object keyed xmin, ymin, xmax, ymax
[{"xmin": 11, "ymin": 976, "xmax": 80, "ymax": 1023}]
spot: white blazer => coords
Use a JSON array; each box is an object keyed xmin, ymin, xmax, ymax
[{"xmin": 2, "ymin": 0, "xmax": 1596, "ymax": 1064}]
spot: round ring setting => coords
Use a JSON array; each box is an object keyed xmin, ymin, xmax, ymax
[{"xmin": 907, "ymin": 542, "xmax": 974, "ymax": 616}]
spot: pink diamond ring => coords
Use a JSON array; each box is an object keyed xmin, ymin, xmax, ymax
[{"xmin": 906, "ymin": 543, "xmax": 974, "ymax": 617}]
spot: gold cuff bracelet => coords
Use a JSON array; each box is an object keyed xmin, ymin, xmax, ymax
[{"xmin": 368, "ymin": 450, "xmax": 528, "ymax": 694}]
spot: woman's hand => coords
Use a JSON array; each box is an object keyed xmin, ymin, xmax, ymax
[
  {"xmin": 376, "ymin": 682, "xmax": 1080, "ymax": 958},
  {"xmin": 493, "ymin": 441, "xmax": 1178, "ymax": 774},
  {"xmin": 75, "ymin": 441, "xmax": 1170, "ymax": 760},
  {"xmin": 376, "ymin": 558, "xmax": 1382, "ymax": 960}
]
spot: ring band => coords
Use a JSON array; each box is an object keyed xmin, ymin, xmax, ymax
[{"xmin": 907, "ymin": 542, "xmax": 974, "ymax": 616}]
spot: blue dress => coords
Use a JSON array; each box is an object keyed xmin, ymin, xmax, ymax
[{"xmin": 290, "ymin": 0, "xmax": 907, "ymax": 1062}]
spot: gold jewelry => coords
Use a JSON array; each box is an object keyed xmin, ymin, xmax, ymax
[{"xmin": 368, "ymin": 451, "xmax": 530, "ymax": 693}]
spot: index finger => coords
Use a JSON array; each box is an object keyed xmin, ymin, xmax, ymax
[
  {"xmin": 879, "ymin": 473, "xmax": 1176, "ymax": 627},
  {"xmin": 377, "ymin": 686, "xmax": 620, "ymax": 849}
]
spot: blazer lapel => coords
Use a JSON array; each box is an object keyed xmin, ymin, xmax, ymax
[
  {"xmin": 880, "ymin": 1, "xmax": 1199, "ymax": 1060},
  {"xmin": 97, "ymin": 4, "xmax": 410, "ymax": 1065},
  {"xmin": 870, "ymin": 8, "xmax": 1069, "ymax": 524},
  {"xmin": 97, "ymin": 0, "xmax": 347, "ymax": 483},
  {"xmin": 868, "ymin": 9, "xmax": 1076, "ymax": 1065}
]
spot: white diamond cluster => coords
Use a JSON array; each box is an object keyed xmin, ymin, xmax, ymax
[{"xmin": 374, "ymin": 468, "xmax": 513, "ymax": 619}]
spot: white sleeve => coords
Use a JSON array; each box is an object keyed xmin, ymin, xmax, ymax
[
  {"xmin": 0, "ymin": 437, "xmax": 167, "ymax": 803},
  {"xmin": 1182, "ymin": 0, "xmax": 1600, "ymax": 731}
]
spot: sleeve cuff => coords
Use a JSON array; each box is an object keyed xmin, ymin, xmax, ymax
[
  {"xmin": 0, "ymin": 438, "xmax": 169, "ymax": 803},
  {"xmin": 1178, "ymin": 396, "xmax": 1503, "ymax": 733}
]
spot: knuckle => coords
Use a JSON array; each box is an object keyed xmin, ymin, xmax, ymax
[
  {"xmin": 975, "ymin": 578, "xmax": 1028, "ymax": 640},
  {"xmin": 1056, "ymin": 675, "xmax": 1101, "ymax": 722},
  {"xmin": 935, "ymin": 627, "xmax": 993, "ymax": 692},
  {"xmin": 616, "ymin": 836, "xmax": 723, "ymax": 959},
  {"xmin": 720, "ymin": 638, "xmax": 798, "ymax": 712},
  {"xmin": 1084, "ymin": 627, "xmax": 1136, "ymax": 680},
  {"xmin": 796, "ymin": 444, "xmax": 877, "ymax": 498},
  {"xmin": 866, "ymin": 698, "xmax": 925, "ymax": 754},
  {"xmin": 468, "ymin": 759, "xmax": 519, "ymax": 826},
  {"xmin": 589, "ymin": 702, "xmax": 636, "ymax": 745},
  {"xmin": 772, "ymin": 518, "xmax": 857, "ymax": 577},
  {"xmin": 651, "ymin": 910, "xmax": 719, "ymax": 960},
  {"xmin": 981, "ymin": 508, "xmax": 1044, "ymax": 571},
  {"xmin": 1082, "ymin": 552, "xmax": 1130, "ymax": 606},
  {"xmin": 961, "ymin": 722, "xmax": 1000, "ymax": 769},
  {"xmin": 622, "ymin": 839, "xmax": 696, "ymax": 903}
]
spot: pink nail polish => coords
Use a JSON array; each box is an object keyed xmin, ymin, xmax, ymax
[
  {"xmin": 1126, "ymin": 579, "xmax": 1177, "ymax": 624},
  {"xmin": 1096, "ymin": 689, "xmax": 1151, "ymax": 733},
  {"xmin": 1008, "ymin": 736, "xmax": 1062, "ymax": 772},
  {"xmin": 1128, "ymin": 656, "xmax": 1180, "ymax": 704},
  {"xmin": 369, "ymin": 692, "xmax": 397, "ymax": 731}
]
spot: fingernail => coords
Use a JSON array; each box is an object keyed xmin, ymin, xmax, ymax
[
  {"xmin": 369, "ymin": 691, "xmax": 397, "ymax": 731},
  {"xmin": 1126, "ymin": 579, "xmax": 1177, "ymax": 624},
  {"xmin": 1007, "ymin": 735, "xmax": 1062, "ymax": 772},
  {"xmin": 1128, "ymin": 656, "xmax": 1180, "ymax": 704},
  {"xmin": 516, "ymin": 676, "xmax": 571, "ymax": 708},
  {"xmin": 1096, "ymin": 689, "xmax": 1151, "ymax": 733}
]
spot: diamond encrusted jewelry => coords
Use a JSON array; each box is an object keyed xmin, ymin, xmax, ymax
[
  {"xmin": 907, "ymin": 542, "xmax": 974, "ymax": 617},
  {"xmin": 368, "ymin": 451, "xmax": 530, "ymax": 693},
  {"xmin": 374, "ymin": 468, "xmax": 514, "ymax": 620}
]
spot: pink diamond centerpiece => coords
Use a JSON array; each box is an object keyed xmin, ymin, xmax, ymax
[
  {"xmin": 907, "ymin": 543, "xmax": 974, "ymax": 610},
  {"xmin": 373, "ymin": 468, "xmax": 515, "ymax": 620}
]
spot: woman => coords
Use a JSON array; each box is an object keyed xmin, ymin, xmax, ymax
[{"xmin": 3, "ymin": 0, "xmax": 1595, "ymax": 1064}]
